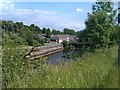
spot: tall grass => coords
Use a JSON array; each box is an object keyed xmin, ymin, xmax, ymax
[
  {"xmin": 43, "ymin": 46, "xmax": 118, "ymax": 88},
  {"xmin": 2, "ymin": 46, "xmax": 118, "ymax": 88}
]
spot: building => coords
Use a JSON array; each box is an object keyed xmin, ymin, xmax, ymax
[
  {"xmin": 39, "ymin": 34, "xmax": 46, "ymax": 39},
  {"xmin": 51, "ymin": 35, "xmax": 77, "ymax": 43}
]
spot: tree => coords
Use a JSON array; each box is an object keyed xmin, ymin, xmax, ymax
[
  {"xmin": 2, "ymin": 20, "xmax": 46, "ymax": 46},
  {"xmin": 16, "ymin": 22, "xmax": 24, "ymax": 30},
  {"xmin": 2, "ymin": 21, "xmax": 14, "ymax": 32},
  {"xmin": 34, "ymin": 26, "xmax": 41, "ymax": 33},
  {"xmin": 81, "ymin": 1, "xmax": 117, "ymax": 49},
  {"xmin": 52, "ymin": 29, "xmax": 61, "ymax": 35},
  {"xmin": 20, "ymin": 27, "xmax": 34, "ymax": 46},
  {"xmin": 42, "ymin": 28, "xmax": 47, "ymax": 34},
  {"xmin": 13, "ymin": 23, "xmax": 19, "ymax": 33},
  {"xmin": 63, "ymin": 28, "xmax": 76, "ymax": 35},
  {"xmin": 46, "ymin": 28, "xmax": 51, "ymax": 38},
  {"xmin": 29, "ymin": 24, "xmax": 42, "ymax": 34},
  {"xmin": 62, "ymin": 40, "xmax": 69, "ymax": 52}
]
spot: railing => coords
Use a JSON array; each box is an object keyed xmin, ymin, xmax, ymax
[{"xmin": 25, "ymin": 44, "xmax": 63, "ymax": 60}]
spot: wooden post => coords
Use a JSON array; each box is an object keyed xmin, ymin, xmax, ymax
[
  {"xmin": 118, "ymin": 1, "xmax": 120, "ymax": 64},
  {"xmin": 118, "ymin": 2, "xmax": 120, "ymax": 88},
  {"xmin": 118, "ymin": 27, "xmax": 120, "ymax": 64}
]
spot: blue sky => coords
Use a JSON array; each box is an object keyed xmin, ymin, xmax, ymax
[{"xmin": 2, "ymin": 1, "xmax": 118, "ymax": 31}]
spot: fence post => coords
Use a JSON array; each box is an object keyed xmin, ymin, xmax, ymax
[{"xmin": 118, "ymin": 1, "xmax": 120, "ymax": 64}]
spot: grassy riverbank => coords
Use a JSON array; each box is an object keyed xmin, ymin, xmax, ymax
[
  {"xmin": 43, "ymin": 46, "xmax": 118, "ymax": 88},
  {"xmin": 2, "ymin": 46, "xmax": 118, "ymax": 88}
]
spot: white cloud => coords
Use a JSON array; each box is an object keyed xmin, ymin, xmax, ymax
[
  {"xmin": 2, "ymin": 1, "xmax": 85, "ymax": 31},
  {"xmin": 2, "ymin": 1, "xmax": 15, "ymax": 15},
  {"xmin": 2, "ymin": 1, "xmax": 14, "ymax": 10},
  {"xmin": 76, "ymin": 8, "xmax": 83, "ymax": 13}
]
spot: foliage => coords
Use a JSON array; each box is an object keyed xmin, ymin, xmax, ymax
[
  {"xmin": 42, "ymin": 28, "xmax": 47, "ymax": 34},
  {"xmin": 2, "ymin": 47, "xmax": 48, "ymax": 88},
  {"xmin": 2, "ymin": 20, "xmax": 45, "ymax": 47},
  {"xmin": 46, "ymin": 28, "xmax": 51, "ymax": 38},
  {"xmin": 45, "ymin": 38, "xmax": 50, "ymax": 43},
  {"xmin": 2, "ymin": 48, "xmax": 28, "ymax": 88},
  {"xmin": 3, "ymin": 46, "xmax": 118, "ymax": 88},
  {"xmin": 61, "ymin": 40, "xmax": 69, "ymax": 52},
  {"xmin": 63, "ymin": 28, "xmax": 76, "ymax": 35},
  {"xmin": 78, "ymin": 1, "xmax": 118, "ymax": 49},
  {"xmin": 29, "ymin": 24, "xmax": 42, "ymax": 34},
  {"xmin": 43, "ymin": 46, "xmax": 118, "ymax": 88},
  {"xmin": 52, "ymin": 29, "xmax": 62, "ymax": 35},
  {"xmin": 1, "ymin": 1, "xmax": 119, "ymax": 88}
]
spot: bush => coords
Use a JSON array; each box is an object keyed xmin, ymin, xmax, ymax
[
  {"xmin": 2, "ymin": 47, "xmax": 48, "ymax": 88},
  {"xmin": 2, "ymin": 48, "xmax": 28, "ymax": 88},
  {"xmin": 62, "ymin": 41, "xmax": 69, "ymax": 52}
]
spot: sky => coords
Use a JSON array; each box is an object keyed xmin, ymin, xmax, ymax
[{"xmin": 1, "ymin": 0, "xmax": 118, "ymax": 31}]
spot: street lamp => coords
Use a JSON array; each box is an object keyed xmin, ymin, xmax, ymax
[{"xmin": 118, "ymin": 1, "xmax": 120, "ymax": 64}]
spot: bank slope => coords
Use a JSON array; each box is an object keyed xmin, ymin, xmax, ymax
[{"xmin": 43, "ymin": 46, "xmax": 118, "ymax": 88}]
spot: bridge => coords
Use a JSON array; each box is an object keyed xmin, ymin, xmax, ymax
[
  {"xmin": 25, "ymin": 44, "xmax": 63, "ymax": 60},
  {"xmin": 69, "ymin": 42, "xmax": 90, "ymax": 48}
]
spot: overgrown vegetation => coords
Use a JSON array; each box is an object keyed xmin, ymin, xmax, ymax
[
  {"xmin": 77, "ymin": 1, "xmax": 118, "ymax": 50},
  {"xmin": 1, "ymin": 1, "xmax": 119, "ymax": 88},
  {"xmin": 2, "ymin": 47, "xmax": 48, "ymax": 88},
  {"xmin": 61, "ymin": 40, "xmax": 69, "ymax": 52},
  {"xmin": 2, "ymin": 21, "xmax": 45, "ymax": 47},
  {"xmin": 45, "ymin": 46, "xmax": 118, "ymax": 88},
  {"xmin": 1, "ymin": 20, "xmax": 77, "ymax": 47},
  {"xmin": 2, "ymin": 46, "xmax": 118, "ymax": 88}
]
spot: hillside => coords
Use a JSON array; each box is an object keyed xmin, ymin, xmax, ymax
[{"xmin": 2, "ymin": 20, "xmax": 44, "ymax": 47}]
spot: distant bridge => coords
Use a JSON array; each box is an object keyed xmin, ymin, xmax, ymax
[
  {"xmin": 69, "ymin": 42, "xmax": 90, "ymax": 48},
  {"xmin": 25, "ymin": 44, "xmax": 63, "ymax": 60}
]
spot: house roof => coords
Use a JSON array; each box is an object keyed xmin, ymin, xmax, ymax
[{"xmin": 52, "ymin": 35, "xmax": 76, "ymax": 39}]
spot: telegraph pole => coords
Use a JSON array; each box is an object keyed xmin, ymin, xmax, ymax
[{"xmin": 118, "ymin": 1, "xmax": 120, "ymax": 64}]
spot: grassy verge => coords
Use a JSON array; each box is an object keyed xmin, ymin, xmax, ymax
[
  {"xmin": 43, "ymin": 46, "xmax": 118, "ymax": 88},
  {"xmin": 2, "ymin": 46, "xmax": 118, "ymax": 88}
]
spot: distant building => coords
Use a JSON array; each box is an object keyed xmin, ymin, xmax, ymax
[
  {"xmin": 39, "ymin": 34, "xmax": 46, "ymax": 39},
  {"xmin": 51, "ymin": 35, "xmax": 77, "ymax": 43}
]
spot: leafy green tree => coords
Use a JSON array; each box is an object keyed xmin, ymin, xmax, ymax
[
  {"xmin": 2, "ymin": 21, "xmax": 13, "ymax": 32},
  {"xmin": 30, "ymin": 24, "xmax": 35, "ymax": 29},
  {"xmin": 20, "ymin": 27, "xmax": 34, "ymax": 46},
  {"xmin": 52, "ymin": 29, "xmax": 61, "ymax": 35},
  {"xmin": 42, "ymin": 28, "xmax": 47, "ymax": 34},
  {"xmin": 80, "ymin": 1, "xmax": 117, "ymax": 49},
  {"xmin": 13, "ymin": 23, "xmax": 19, "ymax": 33},
  {"xmin": 16, "ymin": 22, "xmax": 24, "ymax": 30},
  {"xmin": 2, "ymin": 20, "xmax": 46, "ymax": 46},
  {"xmin": 29, "ymin": 24, "xmax": 42, "ymax": 34},
  {"xmin": 34, "ymin": 26, "xmax": 42, "ymax": 33},
  {"xmin": 63, "ymin": 28, "xmax": 76, "ymax": 35},
  {"xmin": 7, "ymin": 21, "xmax": 14, "ymax": 32},
  {"xmin": 46, "ymin": 28, "xmax": 51, "ymax": 38},
  {"xmin": 62, "ymin": 40, "xmax": 69, "ymax": 52}
]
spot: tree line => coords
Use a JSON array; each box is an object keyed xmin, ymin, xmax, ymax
[
  {"xmin": 1, "ymin": 20, "xmax": 76, "ymax": 47},
  {"xmin": 1, "ymin": 1, "xmax": 119, "ymax": 49}
]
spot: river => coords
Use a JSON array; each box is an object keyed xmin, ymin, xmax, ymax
[{"xmin": 47, "ymin": 51, "xmax": 65, "ymax": 64}]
